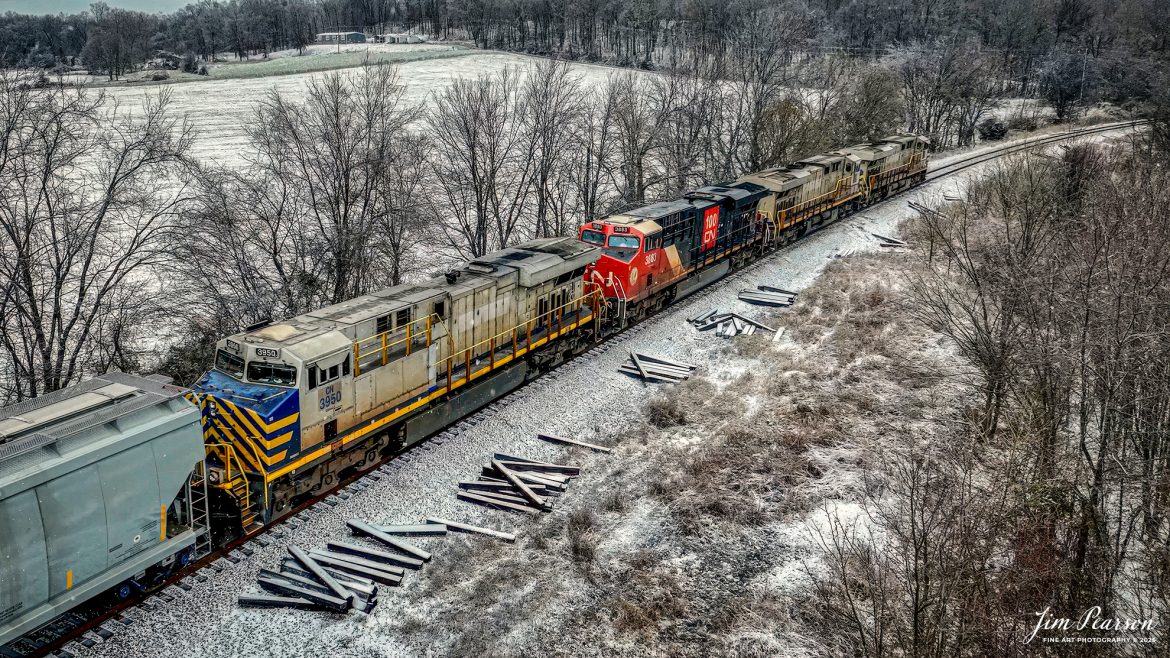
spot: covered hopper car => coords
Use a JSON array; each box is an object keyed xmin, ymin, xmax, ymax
[{"xmin": 0, "ymin": 374, "xmax": 207, "ymax": 648}]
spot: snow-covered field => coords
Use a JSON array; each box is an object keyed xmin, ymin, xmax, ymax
[
  {"xmin": 100, "ymin": 52, "xmax": 648, "ymax": 167},
  {"xmin": 72, "ymin": 127, "xmax": 1135, "ymax": 658}
]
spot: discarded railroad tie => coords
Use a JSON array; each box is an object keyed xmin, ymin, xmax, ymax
[
  {"xmin": 871, "ymin": 232, "xmax": 908, "ymax": 248},
  {"xmin": 238, "ymin": 513, "xmax": 458, "ymax": 611},
  {"xmin": 536, "ymin": 432, "xmax": 612, "ymax": 453},
  {"xmin": 738, "ymin": 288, "xmax": 796, "ymax": 307},
  {"xmin": 620, "ymin": 352, "xmax": 697, "ymax": 382},
  {"xmin": 456, "ymin": 453, "xmax": 582, "ymax": 515},
  {"xmin": 692, "ymin": 309, "xmax": 777, "ymax": 339}
]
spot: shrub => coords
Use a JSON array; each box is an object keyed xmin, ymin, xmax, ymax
[
  {"xmin": 181, "ymin": 52, "xmax": 199, "ymax": 74},
  {"xmin": 1006, "ymin": 113, "xmax": 1039, "ymax": 131},
  {"xmin": 566, "ymin": 508, "xmax": 598, "ymax": 563},
  {"xmin": 150, "ymin": 72, "xmax": 169, "ymax": 81},
  {"xmin": 977, "ymin": 117, "xmax": 1008, "ymax": 140},
  {"xmin": 646, "ymin": 396, "xmax": 687, "ymax": 428}
]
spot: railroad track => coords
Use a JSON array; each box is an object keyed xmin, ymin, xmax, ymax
[
  {"xmin": 7, "ymin": 117, "xmax": 1145, "ymax": 658},
  {"xmin": 925, "ymin": 119, "xmax": 1148, "ymax": 182}
]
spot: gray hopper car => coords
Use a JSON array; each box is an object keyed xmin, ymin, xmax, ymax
[{"xmin": 0, "ymin": 373, "xmax": 206, "ymax": 647}]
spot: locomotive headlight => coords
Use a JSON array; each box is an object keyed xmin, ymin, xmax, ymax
[{"xmin": 208, "ymin": 469, "xmax": 221, "ymax": 484}]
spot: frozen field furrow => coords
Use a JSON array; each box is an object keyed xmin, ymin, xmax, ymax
[{"xmin": 101, "ymin": 52, "xmax": 652, "ymax": 169}]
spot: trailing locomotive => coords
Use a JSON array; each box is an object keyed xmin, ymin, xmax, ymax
[{"xmin": 584, "ymin": 133, "xmax": 929, "ymax": 322}]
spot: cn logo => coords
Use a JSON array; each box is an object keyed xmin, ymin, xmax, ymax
[{"xmin": 701, "ymin": 208, "xmax": 720, "ymax": 251}]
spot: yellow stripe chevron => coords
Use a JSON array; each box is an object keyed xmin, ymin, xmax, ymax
[
  {"xmin": 244, "ymin": 407, "xmax": 299, "ymax": 433},
  {"xmin": 211, "ymin": 419, "xmax": 262, "ymax": 473},
  {"xmin": 221, "ymin": 401, "xmax": 291, "ymax": 451}
]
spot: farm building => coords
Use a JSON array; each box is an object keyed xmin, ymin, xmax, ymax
[
  {"xmin": 315, "ymin": 31, "xmax": 367, "ymax": 44},
  {"xmin": 379, "ymin": 33, "xmax": 427, "ymax": 44}
]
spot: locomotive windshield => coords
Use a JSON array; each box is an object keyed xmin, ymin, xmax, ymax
[
  {"xmin": 247, "ymin": 361, "xmax": 297, "ymax": 387},
  {"xmin": 581, "ymin": 229, "xmax": 605, "ymax": 245},
  {"xmin": 215, "ymin": 350, "xmax": 245, "ymax": 379},
  {"xmin": 603, "ymin": 235, "xmax": 640, "ymax": 262}
]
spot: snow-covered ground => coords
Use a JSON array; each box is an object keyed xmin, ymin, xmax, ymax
[
  {"xmin": 72, "ymin": 128, "xmax": 1136, "ymax": 658},
  {"xmin": 99, "ymin": 52, "xmax": 651, "ymax": 168}
]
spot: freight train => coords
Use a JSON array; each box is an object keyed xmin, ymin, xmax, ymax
[{"xmin": 0, "ymin": 133, "xmax": 927, "ymax": 650}]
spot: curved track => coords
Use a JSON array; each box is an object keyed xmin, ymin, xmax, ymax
[
  {"xmin": 925, "ymin": 119, "xmax": 1147, "ymax": 182},
  {"xmin": 6, "ymin": 118, "xmax": 1146, "ymax": 658}
]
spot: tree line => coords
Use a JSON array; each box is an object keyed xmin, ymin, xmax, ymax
[
  {"xmin": 2, "ymin": 0, "xmax": 1167, "ymax": 106},
  {"xmin": 0, "ymin": 49, "xmax": 906, "ymax": 401},
  {"xmin": 803, "ymin": 137, "xmax": 1170, "ymax": 656}
]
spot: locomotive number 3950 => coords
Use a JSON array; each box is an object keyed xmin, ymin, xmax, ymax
[{"xmin": 318, "ymin": 384, "xmax": 342, "ymax": 410}]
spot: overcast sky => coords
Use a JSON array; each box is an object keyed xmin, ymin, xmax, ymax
[{"xmin": 1, "ymin": 0, "xmax": 189, "ymax": 15}]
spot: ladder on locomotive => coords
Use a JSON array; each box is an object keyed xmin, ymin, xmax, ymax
[{"xmin": 189, "ymin": 461, "xmax": 213, "ymax": 558}]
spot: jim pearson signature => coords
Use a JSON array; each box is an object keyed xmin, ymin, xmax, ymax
[{"xmin": 1027, "ymin": 606, "xmax": 1157, "ymax": 644}]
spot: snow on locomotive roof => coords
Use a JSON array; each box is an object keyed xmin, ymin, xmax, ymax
[{"xmin": 467, "ymin": 236, "xmax": 598, "ymax": 288}]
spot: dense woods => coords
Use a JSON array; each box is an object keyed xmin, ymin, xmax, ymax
[
  {"xmin": 2, "ymin": 0, "xmax": 1167, "ymax": 97},
  {"xmin": 801, "ymin": 139, "xmax": 1170, "ymax": 657}
]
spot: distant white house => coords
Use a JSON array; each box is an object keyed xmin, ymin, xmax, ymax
[
  {"xmin": 378, "ymin": 33, "xmax": 427, "ymax": 44},
  {"xmin": 316, "ymin": 32, "xmax": 367, "ymax": 44}
]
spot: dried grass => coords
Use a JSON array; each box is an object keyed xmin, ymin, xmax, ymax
[{"xmin": 397, "ymin": 251, "xmax": 962, "ymax": 657}]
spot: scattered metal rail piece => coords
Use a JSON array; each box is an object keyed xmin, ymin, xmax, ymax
[
  {"xmin": 270, "ymin": 566, "xmax": 378, "ymax": 599},
  {"xmin": 238, "ymin": 594, "xmax": 324, "ymax": 611},
  {"xmin": 739, "ymin": 290, "xmax": 795, "ymax": 307},
  {"xmin": 326, "ymin": 539, "xmax": 426, "ymax": 569},
  {"xmin": 536, "ymin": 432, "xmax": 612, "ymax": 453},
  {"xmin": 425, "ymin": 518, "xmax": 517, "ymax": 543},
  {"xmin": 300, "ymin": 553, "xmax": 404, "ymax": 586},
  {"xmin": 374, "ymin": 524, "xmax": 448, "ymax": 536},
  {"xmin": 288, "ymin": 546, "xmax": 356, "ymax": 608},
  {"xmin": 255, "ymin": 577, "xmax": 351, "ymax": 613},
  {"xmin": 758, "ymin": 285, "xmax": 797, "ymax": 295},
  {"xmin": 277, "ymin": 561, "xmax": 378, "ymax": 594},
  {"xmin": 492, "ymin": 459, "xmax": 581, "ymax": 476},
  {"xmin": 621, "ymin": 352, "xmax": 696, "ymax": 383},
  {"xmin": 347, "ymin": 520, "xmax": 433, "ymax": 562},
  {"xmin": 490, "ymin": 459, "xmax": 547, "ymax": 509},
  {"xmin": 458, "ymin": 490, "xmax": 543, "ymax": 515},
  {"xmin": 458, "ymin": 480, "xmax": 555, "ymax": 495},
  {"xmin": 870, "ymin": 232, "xmax": 906, "ymax": 246},
  {"xmin": 470, "ymin": 489, "xmax": 551, "ymax": 512}
]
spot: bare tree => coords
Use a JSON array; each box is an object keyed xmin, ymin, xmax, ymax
[
  {"xmin": 522, "ymin": 59, "xmax": 585, "ymax": 238},
  {"xmin": 610, "ymin": 71, "xmax": 674, "ymax": 205},
  {"xmin": 574, "ymin": 78, "xmax": 620, "ymax": 223},
  {"xmin": 427, "ymin": 66, "xmax": 534, "ymax": 257},
  {"xmin": 0, "ymin": 78, "xmax": 193, "ymax": 400},
  {"xmin": 246, "ymin": 63, "xmax": 421, "ymax": 303}
]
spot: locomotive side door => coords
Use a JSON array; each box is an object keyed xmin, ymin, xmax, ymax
[{"xmin": 300, "ymin": 349, "xmax": 353, "ymax": 449}]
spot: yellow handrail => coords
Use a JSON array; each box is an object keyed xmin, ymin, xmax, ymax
[
  {"xmin": 438, "ymin": 285, "xmax": 603, "ymax": 389},
  {"xmin": 778, "ymin": 175, "xmax": 857, "ymax": 225},
  {"xmin": 206, "ymin": 441, "xmax": 251, "ymax": 512},
  {"xmin": 354, "ymin": 313, "xmax": 445, "ymax": 376}
]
